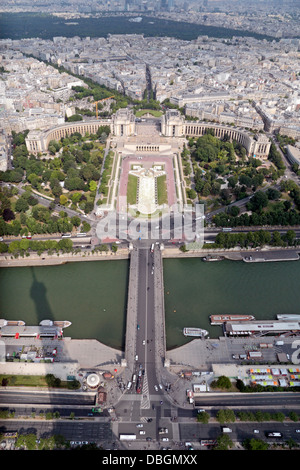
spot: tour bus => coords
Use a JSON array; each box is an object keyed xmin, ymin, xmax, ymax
[
  {"xmin": 150, "ymin": 243, "xmax": 154, "ymax": 252},
  {"xmin": 119, "ymin": 434, "xmax": 136, "ymax": 441},
  {"xmin": 222, "ymin": 227, "xmax": 232, "ymax": 232}
]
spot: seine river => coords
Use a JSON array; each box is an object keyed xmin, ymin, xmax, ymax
[{"xmin": 0, "ymin": 258, "xmax": 300, "ymax": 350}]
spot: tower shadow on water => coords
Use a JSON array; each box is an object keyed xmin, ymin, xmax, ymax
[{"xmin": 29, "ymin": 267, "xmax": 53, "ymax": 325}]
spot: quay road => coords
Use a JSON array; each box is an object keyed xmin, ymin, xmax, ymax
[{"xmin": 2, "ymin": 392, "xmax": 300, "ymax": 448}]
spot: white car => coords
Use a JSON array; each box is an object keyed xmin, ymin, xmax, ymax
[
  {"xmin": 142, "ymin": 340, "xmax": 145, "ymax": 345},
  {"xmin": 136, "ymin": 424, "xmax": 143, "ymax": 428},
  {"xmin": 154, "ymin": 385, "xmax": 158, "ymax": 391},
  {"xmin": 162, "ymin": 437, "xmax": 169, "ymax": 442},
  {"xmin": 254, "ymin": 430, "xmax": 259, "ymax": 434},
  {"xmin": 159, "ymin": 384, "xmax": 163, "ymax": 389},
  {"xmin": 139, "ymin": 431, "xmax": 145, "ymax": 435}
]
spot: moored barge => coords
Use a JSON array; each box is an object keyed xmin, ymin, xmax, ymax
[{"xmin": 210, "ymin": 314, "xmax": 255, "ymax": 325}]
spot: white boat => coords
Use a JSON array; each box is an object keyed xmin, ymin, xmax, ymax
[
  {"xmin": 39, "ymin": 320, "xmax": 72, "ymax": 328},
  {"xmin": 183, "ymin": 328, "xmax": 208, "ymax": 338},
  {"xmin": 277, "ymin": 314, "xmax": 300, "ymax": 321},
  {"xmin": 0, "ymin": 319, "xmax": 26, "ymax": 328}
]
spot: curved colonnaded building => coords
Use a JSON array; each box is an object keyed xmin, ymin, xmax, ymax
[{"xmin": 25, "ymin": 108, "xmax": 271, "ymax": 160}]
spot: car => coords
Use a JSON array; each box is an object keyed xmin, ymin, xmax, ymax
[
  {"xmin": 197, "ymin": 409, "xmax": 205, "ymax": 413},
  {"xmin": 142, "ymin": 340, "xmax": 145, "ymax": 345},
  {"xmin": 159, "ymin": 384, "xmax": 163, "ymax": 389},
  {"xmin": 254, "ymin": 430, "xmax": 259, "ymax": 433},
  {"xmin": 135, "ymin": 355, "xmax": 138, "ymax": 361},
  {"xmin": 162, "ymin": 438, "xmax": 169, "ymax": 442},
  {"xmin": 296, "ymin": 430, "xmax": 300, "ymax": 433},
  {"xmin": 154, "ymin": 385, "xmax": 158, "ymax": 391},
  {"xmin": 146, "ymin": 437, "xmax": 152, "ymax": 441},
  {"xmin": 139, "ymin": 431, "xmax": 145, "ymax": 435},
  {"xmin": 136, "ymin": 424, "xmax": 143, "ymax": 428}
]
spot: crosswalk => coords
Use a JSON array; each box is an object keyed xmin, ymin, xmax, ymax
[{"xmin": 140, "ymin": 372, "xmax": 150, "ymax": 410}]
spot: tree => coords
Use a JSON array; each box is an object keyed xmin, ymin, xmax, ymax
[
  {"xmin": 45, "ymin": 374, "xmax": 61, "ymax": 388},
  {"xmin": 71, "ymin": 216, "xmax": 81, "ymax": 227},
  {"xmin": 2, "ymin": 208, "xmax": 15, "ymax": 221},
  {"xmin": 248, "ymin": 191, "xmax": 268, "ymax": 212},
  {"xmin": 15, "ymin": 197, "xmax": 29, "ymax": 212},
  {"xmin": 214, "ymin": 434, "xmax": 234, "ymax": 450},
  {"xmin": 215, "ymin": 375, "xmax": 232, "ymax": 390},
  {"xmin": 89, "ymin": 180, "xmax": 98, "ymax": 192},
  {"xmin": 244, "ymin": 438, "xmax": 269, "ymax": 451},
  {"xmin": 59, "ymin": 194, "xmax": 68, "ymax": 206}
]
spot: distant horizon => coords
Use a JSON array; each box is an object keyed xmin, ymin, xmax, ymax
[{"xmin": 0, "ymin": 12, "xmax": 278, "ymax": 42}]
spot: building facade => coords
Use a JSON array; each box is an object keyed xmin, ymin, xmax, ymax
[{"xmin": 25, "ymin": 108, "xmax": 270, "ymax": 159}]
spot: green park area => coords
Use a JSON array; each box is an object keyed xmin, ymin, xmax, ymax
[
  {"xmin": 127, "ymin": 174, "xmax": 138, "ymax": 205},
  {"xmin": 157, "ymin": 174, "xmax": 168, "ymax": 205}
]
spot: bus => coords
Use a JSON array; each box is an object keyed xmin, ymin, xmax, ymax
[
  {"xmin": 119, "ymin": 434, "xmax": 136, "ymax": 441},
  {"xmin": 222, "ymin": 228, "xmax": 232, "ymax": 232},
  {"xmin": 76, "ymin": 233, "xmax": 86, "ymax": 237},
  {"xmin": 61, "ymin": 233, "xmax": 71, "ymax": 238}
]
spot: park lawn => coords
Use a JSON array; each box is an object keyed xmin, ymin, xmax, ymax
[
  {"xmin": 135, "ymin": 109, "xmax": 163, "ymax": 118},
  {"xmin": 127, "ymin": 174, "xmax": 138, "ymax": 205},
  {"xmin": 157, "ymin": 174, "xmax": 168, "ymax": 205},
  {"xmin": 0, "ymin": 374, "xmax": 49, "ymax": 387},
  {"xmin": 0, "ymin": 374, "xmax": 72, "ymax": 389}
]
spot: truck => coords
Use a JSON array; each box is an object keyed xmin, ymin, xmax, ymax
[
  {"xmin": 222, "ymin": 427, "xmax": 232, "ymax": 433},
  {"xmin": 127, "ymin": 381, "xmax": 132, "ymax": 390},
  {"xmin": 248, "ymin": 351, "xmax": 262, "ymax": 359}
]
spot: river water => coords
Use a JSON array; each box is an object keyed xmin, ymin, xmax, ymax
[{"xmin": 0, "ymin": 258, "xmax": 300, "ymax": 350}]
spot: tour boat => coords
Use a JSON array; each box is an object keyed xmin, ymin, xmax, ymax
[
  {"xmin": 277, "ymin": 314, "xmax": 300, "ymax": 321},
  {"xmin": 0, "ymin": 319, "xmax": 26, "ymax": 328},
  {"xmin": 183, "ymin": 328, "xmax": 208, "ymax": 338},
  {"xmin": 39, "ymin": 320, "xmax": 72, "ymax": 328},
  {"xmin": 210, "ymin": 315, "xmax": 255, "ymax": 325}
]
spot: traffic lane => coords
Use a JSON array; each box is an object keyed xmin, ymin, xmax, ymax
[
  {"xmin": 0, "ymin": 390, "xmax": 95, "ymax": 405},
  {"xmin": 146, "ymin": 249, "xmax": 161, "ymax": 393}
]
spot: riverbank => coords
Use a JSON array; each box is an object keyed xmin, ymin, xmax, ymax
[
  {"xmin": 0, "ymin": 248, "xmax": 130, "ymax": 267},
  {"xmin": 1, "ymin": 245, "xmax": 299, "ymax": 267}
]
